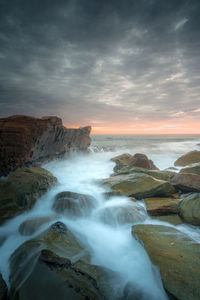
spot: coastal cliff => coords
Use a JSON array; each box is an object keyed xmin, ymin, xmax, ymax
[{"xmin": 0, "ymin": 115, "xmax": 91, "ymax": 176}]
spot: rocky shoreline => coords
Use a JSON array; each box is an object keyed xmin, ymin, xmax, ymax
[{"xmin": 0, "ymin": 119, "xmax": 200, "ymax": 300}]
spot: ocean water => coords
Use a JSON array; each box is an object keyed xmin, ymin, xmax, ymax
[{"xmin": 0, "ymin": 134, "xmax": 200, "ymax": 299}]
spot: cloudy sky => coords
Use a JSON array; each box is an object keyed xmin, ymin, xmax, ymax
[{"xmin": 0, "ymin": 0, "xmax": 200, "ymax": 133}]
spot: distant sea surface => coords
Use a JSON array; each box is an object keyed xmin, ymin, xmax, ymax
[{"xmin": 90, "ymin": 134, "xmax": 200, "ymax": 169}]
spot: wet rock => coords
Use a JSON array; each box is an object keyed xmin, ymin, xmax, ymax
[
  {"xmin": 95, "ymin": 203, "xmax": 146, "ymax": 226},
  {"xmin": 129, "ymin": 153, "xmax": 159, "ymax": 170},
  {"xmin": 179, "ymin": 163, "xmax": 200, "ymax": 176},
  {"xmin": 114, "ymin": 166, "xmax": 175, "ymax": 181},
  {"xmin": 144, "ymin": 197, "xmax": 180, "ymax": 216},
  {"xmin": 0, "ymin": 273, "xmax": 7, "ymax": 300},
  {"xmin": 170, "ymin": 173, "xmax": 200, "ymax": 192},
  {"xmin": 174, "ymin": 150, "xmax": 200, "ymax": 167},
  {"xmin": 0, "ymin": 115, "xmax": 91, "ymax": 176},
  {"xmin": 0, "ymin": 167, "xmax": 57, "ymax": 225},
  {"xmin": 152, "ymin": 215, "xmax": 183, "ymax": 225},
  {"xmin": 52, "ymin": 191, "xmax": 96, "ymax": 217},
  {"xmin": 103, "ymin": 173, "xmax": 176, "ymax": 199},
  {"xmin": 9, "ymin": 222, "xmax": 119, "ymax": 300},
  {"xmin": 179, "ymin": 193, "xmax": 200, "ymax": 226},
  {"xmin": 132, "ymin": 224, "xmax": 200, "ymax": 300},
  {"xmin": 111, "ymin": 153, "xmax": 132, "ymax": 170},
  {"xmin": 19, "ymin": 216, "xmax": 53, "ymax": 236}
]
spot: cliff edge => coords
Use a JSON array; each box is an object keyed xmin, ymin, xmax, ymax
[{"xmin": 0, "ymin": 115, "xmax": 91, "ymax": 176}]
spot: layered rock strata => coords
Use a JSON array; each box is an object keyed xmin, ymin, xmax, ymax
[{"xmin": 0, "ymin": 115, "xmax": 91, "ymax": 176}]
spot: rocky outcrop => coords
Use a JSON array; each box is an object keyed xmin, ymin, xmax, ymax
[
  {"xmin": 143, "ymin": 197, "xmax": 180, "ymax": 216},
  {"xmin": 0, "ymin": 273, "xmax": 7, "ymax": 300},
  {"xmin": 103, "ymin": 173, "xmax": 176, "ymax": 199},
  {"xmin": 52, "ymin": 191, "xmax": 96, "ymax": 218},
  {"xmin": 132, "ymin": 224, "xmax": 200, "ymax": 300},
  {"xmin": 174, "ymin": 151, "xmax": 200, "ymax": 167},
  {"xmin": 0, "ymin": 167, "xmax": 57, "ymax": 225},
  {"xmin": 170, "ymin": 173, "xmax": 200, "ymax": 192},
  {"xmin": 179, "ymin": 193, "xmax": 200, "ymax": 226},
  {"xmin": 0, "ymin": 115, "xmax": 91, "ymax": 176},
  {"xmin": 9, "ymin": 221, "xmax": 122, "ymax": 300},
  {"xmin": 179, "ymin": 163, "xmax": 200, "ymax": 175}
]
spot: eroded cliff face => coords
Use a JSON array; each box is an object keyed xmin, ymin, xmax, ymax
[{"xmin": 0, "ymin": 115, "xmax": 91, "ymax": 176}]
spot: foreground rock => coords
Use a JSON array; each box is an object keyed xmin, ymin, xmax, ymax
[
  {"xmin": 180, "ymin": 163, "xmax": 200, "ymax": 175},
  {"xmin": 19, "ymin": 216, "xmax": 53, "ymax": 236},
  {"xmin": 52, "ymin": 191, "xmax": 96, "ymax": 218},
  {"xmin": 174, "ymin": 151, "xmax": 200, "ymax": 167},
  {"xmin": 10, "ymin": 221, "xmax": 120, "ymax": 300},
  {"xmin": 103, "ymin": 173, "xmax": 176, "ymax": 199},
  {"xmin": 143, "ymin": 197, "xmax": 180, "ymax": 216},
  {"xmin": 170, "ymin": 173, "xmax": 200, "ymax": 192},
  {"xmin": 132, "ymin": 224, "xmax": 200, "ymax": 300},
  {"xmin": 0, "ymin": 115, "xmax": 91, "ymax": 176},
  {"xmin": 179, "ymin": 193, "xmax": 200, "ymax": 226},
  {"xmin": 0, "ymin": 167, "xmax": 57, "ymax": 225},
  {"xmin": 0, "ymin": 273, "xmax": 7, "ymax": 300}
]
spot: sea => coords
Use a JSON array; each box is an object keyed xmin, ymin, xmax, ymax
[{"xmin": 0, "ymin": 134, "xmax": 200, "ymax": 299}]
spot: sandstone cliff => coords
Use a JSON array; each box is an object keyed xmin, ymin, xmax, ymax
[{"xmin": 0, "ymin": 115, "xmax": 91, "ymax": 176}]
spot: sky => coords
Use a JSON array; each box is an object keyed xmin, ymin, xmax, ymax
[{"xmin": 0, "ymin": 0, "xmax": 200, "ymax": 134}]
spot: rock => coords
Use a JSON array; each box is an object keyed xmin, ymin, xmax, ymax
[
  {"xmin": 114, "ymin": 166, "xmax": 175, "ymax": 181},
  {"xmin": 179, "ymin": 163, "xmax": 200, "ymax": 176},
  {"xmin": 129, "ymin": 153, "xmax": 159, "ymax": 170},
  {"xmin": 94, "ymin": 203, "xmax": 146, "ymax": 226},
  {"xmin": 152, "ymin": 215, "xmax": 183, "ymax": 225},
  {"xmin": 132, "ymin": 224, "xmax": 200, "ymax": 300},
  {"xmin": 111, "ymin": 153, "xmax": 132, "ymax": 168},
  {"xmin": 0, "ymin": 167, "xmax": 57, "ymax": 225},
  {"xmin": 52, "ymin": 191, "xmax": 96, "ymax": 217},
  {"xmin": 174, "ymin": 151, "xmax": 200, "ymax": 167},
  {"xmin": 9, "ymin": 221, "xmax": 120, "ymax": 300},
  {"xmin": 103, "ymin": 173, "xmax": 176, "ymax": 199},
  {"xmin": 19, "ymin": 216, "xmax": 53, "ymax": 235},
  {"xmin": 143, "ymin": 197, "xmax": 180, "ymax": 216},
  {"xmin": 0, "ymin": 273, "xmax": 7, "ymax": 300},
  {"xmin": 179, "ymin": 193, "xmax": 200, "ymax": 226},
  {"xmin": 170, "ymin": 173, "xmax": 200, "ymax": 192},
  {"xmin": 0, "ymin": 115, "xmax": 91, "ymax": 176}
]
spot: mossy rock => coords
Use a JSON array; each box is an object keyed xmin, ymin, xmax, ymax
[
  {"xmin": 179, "ymin": 193, "xmax": 200, "ymax": 226},
  {"xmin": 174, "ymin": 151, "xmax": 200, "ymax": 166},
  {"xmin": 0, "ymin": 167, "xmax": 57, "ymax": 225},
  {"xmin": 132, "ymin": 224, "xmax": 200, "ymax": 300}
]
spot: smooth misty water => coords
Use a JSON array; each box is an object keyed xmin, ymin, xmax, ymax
[{"xmin": 0, "ymin": 135, "xmax": 200, "ymax": 299}]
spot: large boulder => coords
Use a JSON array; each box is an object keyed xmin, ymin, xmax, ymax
[
  {"xmin": 174, "ymin": 151, "xmax": 200, "ymax": 167},
  {"xmin": 111, "ymin": 153, "xmax": 158, "ymax": 173},
  {"xmin": 0, "ymin": 115, "xmax": 91, "ymax": 176},
  {"xmin": 103, "ymin": 173, "xmax": 176, "ymax": 199},
  {"xmin": 129, "ymin": 153, "xmax": 158, "ymax": 170},
  {"xmin": 19, "ymin": 216, "xmax": 53, "ymax": 236},
  {"xmin": 143, "ymin": 197, "xmax": 180, "ymax": 216},
  {"xmin": 9, "ymin": 221, "xmax": 120, "ymax": 300},
  {"xmin": 179, "ymin": 164, "xmax": 200, "ymax": 176},
  {"xmin": 52, "ymin": 191, "xmax": 96, "ymax": 218},
  {"xmin": 152, "ymin": 215, "xmax": 183, "ymax": 225},
  {"xmin": 0, "ymin": 167, "xmax": 57, "ymax": 225},
  {"xmin": 170, "ymin": 173, "xmax": 200, "ymax": 192},
  {"xmin": 179, "ymin": 193, "xmax": 200, "ymax": 226},
  {"xmin": 0, "ymin": 273, "xmax": 7, "ymax": 300},
  {"xmin": 132, "ymin": 224, "xmax": 200, "ymax": 300}
]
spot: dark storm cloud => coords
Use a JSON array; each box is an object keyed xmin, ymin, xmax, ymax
[{"xmin": 0, "ymin": 0, "xmax": 200, "ymax": 126}]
